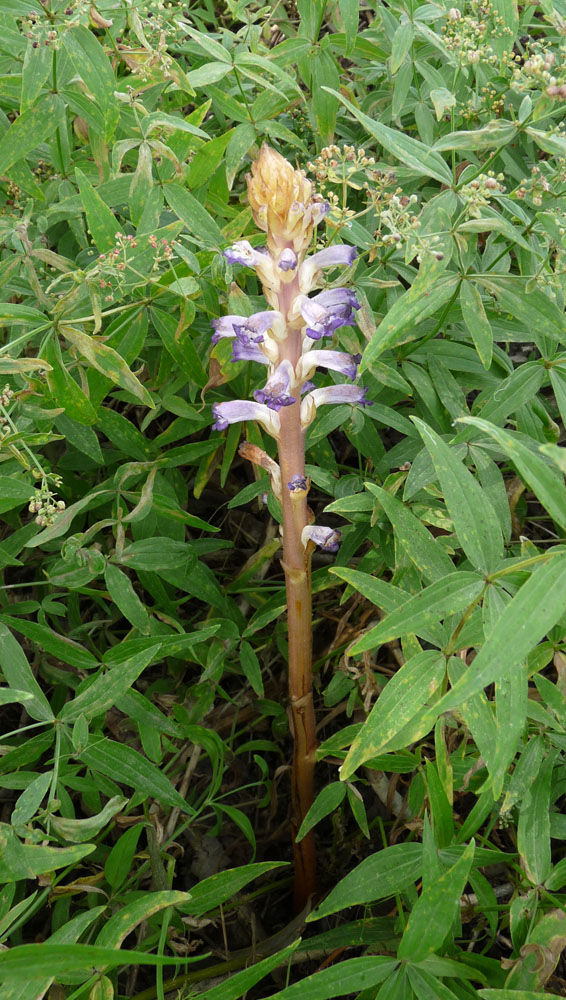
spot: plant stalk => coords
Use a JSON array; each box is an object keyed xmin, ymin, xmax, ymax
[{"xmin": 277, "ymin": 401, "xmax": 317, "ymax": 911}]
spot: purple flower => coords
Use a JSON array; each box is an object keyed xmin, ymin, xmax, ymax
[
  {"xmin": 223, "ymin": 240, "xmax": 277, "ymax": 287},
  {"xmin": 300, "ymin": 384, "xmax": 372, "ymax": 426},
  {"xmin": 301, "ymin": 524, "xmax": 342, "ymax": 552},
  {"xmin": 278, "ymin": 248, "xmax": 298, "ymax": 272},
  {"xmin": 212, "ymin": 400, "xmax": 280, "ymax": 437},
  {"xmin": 254, "ymin": 361, "xmax": 296, "ymax": 411},
  {"xmin": 231, "ymin": 338, "xmax": 269, "ymax": 364},
  {"xmin": 223, "ymin": 240, "xmax": 269, "ymax": 268},
  {"xmin": 292, "ymin": 288, "xmax": 360, "ymax": 340},
  {"xmin": 211, "ymin": 310, "xmax": 285, "ymax": 345},
  {"xmin": 298, "ymin": 350, "xmax": 362, "ymax": 381},
  {"xmin": 299, "ymin": 245, "xmax": 357, "ymax": 292},
  {"xmin": 288, "ymin": 474, "xmax": 308, "ymax": 491}
]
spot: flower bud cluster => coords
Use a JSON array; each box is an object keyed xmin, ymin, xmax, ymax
[
  {"xmin": 512, "ymin": 165, "xmax": 551, "ymax": 206},
  {"xmin": 511, "ymin": 43, "xmax": 566, "ymax": 98},
  {"xmin": 213, "ymin": 145, "xmax": 372, "ymax": 555},
  {"xmin": 369, "ymin": 189, "xmax": 444, "ymax": 262},
  {"xmin": 28, "ymin": 483, "xmax": 66, "ymax": 528},
  {"xmin": 459, "ymin": 172, "xmax": 505, "ymax": 217},
  {"xmin": 441, "ymin": 0, "xmax": 510, "ymax": 67}
]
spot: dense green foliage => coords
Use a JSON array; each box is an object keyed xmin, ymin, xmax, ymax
[{"xmin": 3, "ymin": 0, "xmax": 566, "ymax": 997}]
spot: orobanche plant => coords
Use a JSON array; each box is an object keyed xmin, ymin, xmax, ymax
[{"xmin": 212, "ymin": 145, "xmax": 371, "ymax": 907}]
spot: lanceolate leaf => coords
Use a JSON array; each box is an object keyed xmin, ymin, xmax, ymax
[
  {"xmin": 438, "ymin": 552, "xmax": 566, "ymax": 711},
  {"xmin": 413, "ymin": 418, "xmax": 504, "ymax": 573},
  {"xmin": 457, "ymin": 416, "xmax": 566, "ymax": 531},
  {"xmin": 340, "ymin": 651, "xmax": 445, "ymax": 778},
  {"xmin": 347, "ymin": 572, "xmax": 485, "ymax": 654},
  {"xmin": 323, "ymin": 88, "xmax": 453, "ymax": 184}
]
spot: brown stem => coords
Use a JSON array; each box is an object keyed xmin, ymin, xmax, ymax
[{"xmin": 277, "ymin": 400, "xmax": 317, "ymax": 911}]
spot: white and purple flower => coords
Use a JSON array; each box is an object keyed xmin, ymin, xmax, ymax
[
  {"xmin": 299, "ymin": 244, "xmax": 357, "ymax": 293},
  {"xmin": 212, "ymin": 400, "xmax": 280, "ymax": 437},
  {"xmin": 254, "ymin": 360, "xmax": 296, "ymax": 411},
  {"xmin": 292, "ymin": 288, "xmax": 361, "ymax": 340},
  {"xmin": 211, "ymin": 310, "xmax": 285, "ymax": 345},
  {"xmin": 301, "ymin": 525, "xmax": 342, "ymax": 552},
  {"xmin": 297, "ymin": 350, "xmax": 362, "ymax": 382},
  {"xmin": 300, "ymin": 384, "xmax": 372, "ymax": 427}
]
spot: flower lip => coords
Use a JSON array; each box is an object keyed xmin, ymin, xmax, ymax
[
  {"xmin": 223, "ymin": 240, "xmax": 268, "ymax": 268},
  {"xmin": 294, "ymin": 288, "xmax": 360, "ymax": 340},
  {"xmin": 298, "ymin": 349, "xmax": 362, "ymax": 381},
  {"xmin": 288, "ymin": 474, "xmax": 308, "ymax": 491},
  {"xmin": 300, "ymin": 383, "xmax": 372, "ymax": 427},
  {"xmin": 302, "ymin": 524, "xmax": 342, "ymax": 552},
  {"xmin": 278, "ymin": 248, "xmax": 298, "ymax": 272},
  {"xmin": 254, "ymin": 360, "xmax": 296, "ymax": 411},
  {"xmin": 211, "ymin": 310, "xmax": 284, "ymax": 345},
  {"xmin": 298, "ymin": 244, "xmax": 357, "ymax": 292},
  {"xmin": 212, "ymin": 400, "xmax": 280, "ymax": 437},
  {"xmin": 231, "ymin": 339, "xmax": 269, "ymax": 364}
]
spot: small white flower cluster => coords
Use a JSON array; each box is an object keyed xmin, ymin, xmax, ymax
[{"xmin": 459, "ymin": 172, "xmax": 505, "ymax": 218}]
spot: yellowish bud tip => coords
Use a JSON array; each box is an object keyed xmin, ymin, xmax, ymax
[{"xmin": 247, "ymin": 145, "xmax": 324, "ymax": 251}]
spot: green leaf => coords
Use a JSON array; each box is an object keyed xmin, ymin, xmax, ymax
[
  {"xmin": 79, "ymin": 739, "xmax": 194, "ymax": 813},
  {"xmin": 239, "ymin": 641, "xmax": 264, "ymax": 696},
  {"xmin": 187, "ymin": 61, "xmax": 233, "ymax": 87},
  {"xmin": 457, "ymin": 416, "xmax": 566, "ymax": 532},
  {"xmin": 413, "ymin": 418, "xmax": 504, "ymax": 572},
  {"xmin": 309, "ymin": 843, "xmax": 423, "ymax": 919},
  {"xmin": 391, "ymin": 16, "xmax": 414, "ymax": 72},
  {"xmin": 478, "ymin": 276, "xmax": 566, "ymax": 344},
  {"xmin": 296, "ymin": 783, "xmax": 347, "ymax": 841},
  {"xmin": 20, "ymin": 38, "xmax": 52, "ymax": 112},
  {"xmin": 103, "ymin": 563, "xmax": 150, "ymax": 634},
  {"xmin": 517, "ymin": 750, "xmax": 556, "ymax": 885},
  {"xmin": 0, "ymin": 944, "xmax": 194, "ymax": 980},
  {"xmin": 340, "ymin": 652, "xmax": 445, "ymax": 778},
  {"xmin": 203, "ymin": 943, "xmax": 299, "ymax": 1000},
  {"xmin": 1, "ymin": 616, "xmax": 98, "ymax": 672},
  {"xmin": 398, "ymin": 841, "xmax": 475, "ymax": 961},
  {"xmin": 311, "ymin": 49, "xmax": 340, "ymax": 145},
  {"xmin": 96, "ymin": 891, "xmax": 190, "ymax": 948},
  {"xmin": 152, "ymin": 306, "xmax": 207, "ymax": 388},
  {"xmin": 164, "ymin": 183, "xmax": 224, "ymax": 247},
  {"xmin": 0, "ymin": 304, "xmax": 47, "ymax": 326},
  {"xmin": 0, "ymin": 824, "xmax": 94, "ymax": 884},
  {"xmin": 0, "ymin": 94, "xmax": 61, "ymax": 175},
  {"xmin": 60, "ymin": 325, "xmax": 154, "ymax": 409},
  {"xmin": 180, "ymin": 862, "xmax": 288, "ymax": 917},
  {"xmin": 265, "ymin": 958, "xmax": 399, "ymax": 1000},
  {"xmin": 104, "ymin": 823, "xmax": 144, "ymax": 889},
  {"xmin": 186, "ymin": 130, "xmax": 234, "ymax": 189},
  {"xmin": 50, "ymin": 796, "xmax": 128, "ymax": 843},
  {"xmin": 347, "ymin": 572, "xmax": 484, "ymax": 654},
  {"xmin": 366, "ymin": 483, "xmax": 454, "ymax": 582},
  {"xmin": 44, "ymin": 336, "xmax": 97, "ymax": 426},
  {"xmin": 75, "ymin": 168, "xmax": 119, "ymax": 253},
  {"xmin": 438, "ymin": 552, "xmax": 566, "ymax": 711},
  {"xmin": 338, "ymin": 0, "xmax": 359, "ymax": 54},
  {"xmin": 0, "ymin": 624, "xmax": 53, "ymax": 722},
  {"xmin": 323, "ymin": 88, "xmax": 453, "ymax": 184},
  {"xmin": 460, "ymin": 281, "xmax": 493, "ymax": 369},
  {"xmin": 60, "ymin": 646, "xmax": 160, "ymax": 722},
  {"xmin": 63, "ymin": 27, "xmax": 119, "ymax": 141},
  {"xmin": 116, "ymin": 537, "xmax": 195, "ymax": 572},
  {"xmin": 360, "ymin": 266, "xmax": 459, "ymax": 370}
]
